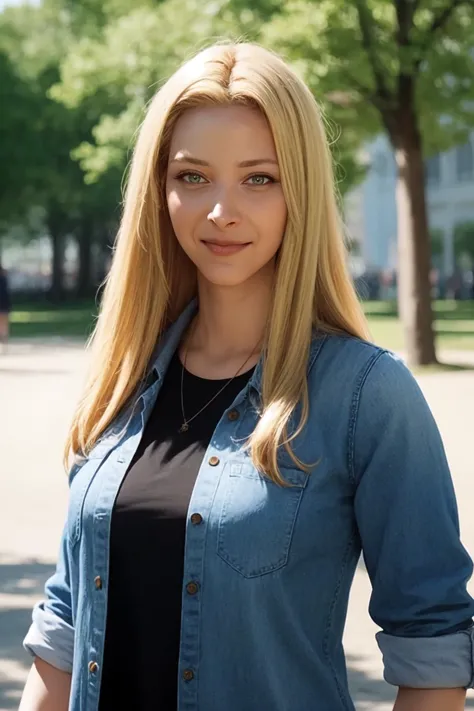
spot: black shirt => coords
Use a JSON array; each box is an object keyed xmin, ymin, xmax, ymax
[{"xmin": 99, "ymin": 351, "xmax": 254, "ymax": 711}]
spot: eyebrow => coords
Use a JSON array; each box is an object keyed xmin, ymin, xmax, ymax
[{"xmin": 170, "ymin": 155, "xmax": 279, "ymax": 168}]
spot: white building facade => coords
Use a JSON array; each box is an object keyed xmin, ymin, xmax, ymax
[{"xmin": 345, "ymin": 132, "xmax": 474, "ymax": 278}]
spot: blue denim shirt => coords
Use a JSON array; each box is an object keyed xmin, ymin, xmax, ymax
[{"xmin": 24, "ymin": 301, "xmax": 474, "ymax": 711}]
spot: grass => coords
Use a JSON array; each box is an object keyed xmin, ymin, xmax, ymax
[
  {"xmin": 9, "ymin": 298, "xmax": 474, "ymax": 355},
  {"xmin": 365, "ymin": 300, "xmax": 474, "ymax": 353},
  {"xmin": 10, "ymin": 299, "xmax": 98, "ymax": 340}
]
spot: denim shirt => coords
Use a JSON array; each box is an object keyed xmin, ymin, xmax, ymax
[{"xmin": 24, "ymin": 301, "xmax": 474, "ymax": 711}]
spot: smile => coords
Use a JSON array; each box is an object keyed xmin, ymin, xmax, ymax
[{"xmin": 201, "ymin": 240, "xmax": 251, "ymax": 256}]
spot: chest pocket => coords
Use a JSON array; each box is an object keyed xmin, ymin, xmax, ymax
[{"xmin": 216, "ymin": 460, "xmax": 308, "ymax": 578}]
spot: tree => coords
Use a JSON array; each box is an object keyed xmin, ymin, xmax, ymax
[
  {"xmin": 454, "ymin": 221, "xmax": 474, "ymax": 263},
  {"xmin": 50, "ymin": 0, "xmax": 366, "ymax": 197},
  {"xmin": 0, "ymin": 51, "xmax": 39, "ymax": 228},
  {"xmin": 430, "ymin": 228, "xmax": 444, "ymax": 264},
  {"xmin": 0, "ymin": 2, "xmax": 122, "ymax": 299},
  {"xmin": 248, "ymin": 0, "xmax": 474, "ymax": 365}
]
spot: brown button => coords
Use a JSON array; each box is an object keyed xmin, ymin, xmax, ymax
[
  {"xmin": 186, "ymin": 581, "xmax": 199, "ymax": 595},
  {"xmin": 209, "ymin": 456, "xmax": 220, "ymax": 466},
  {"xmin": 227, "ymin": 409, "xmax": 240, "ymax": 421},
  {"xmin": 94, "ymin": 576, "xmax": 102, "ymax": 590},
  {"xmin": 183, "ymin": 668, "xmax": 194, "ymax": 681},
  {"xmin": 191, "ymin": 513, "xmax": 203, "ymax": 525},
  {"xmin": 88, "ymin": 661, "xmax": 98, "ymax": 674}
]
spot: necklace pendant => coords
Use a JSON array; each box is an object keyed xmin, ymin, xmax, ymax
[{"xmin": 179, "ymin": 422, "xmax": 189, "ymax": 433}]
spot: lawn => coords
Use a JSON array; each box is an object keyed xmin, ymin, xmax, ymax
[
  {"xmin": 365, "ymin": 300, "xmax": 474, "ymax": 352},
  {"xmin": 9, "ymin": 298, "xmax": 474, "ymax": 353},
  {"xmin": 10, "ymin": 299, "xmax": 98, "ymax": 340}
]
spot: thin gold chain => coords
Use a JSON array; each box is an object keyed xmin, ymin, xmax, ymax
[{"xmin": 179, "ymin": 321, "xmax": 260, "ymax": 433}]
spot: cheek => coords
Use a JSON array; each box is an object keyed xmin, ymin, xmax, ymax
[
  {"xmin": 255, "ymin": 192, "xmax": 287, "ymax": 251},
  {"xmin": 166, "ymin": 188, "xmax": 197, "ymax": 245},
  {"xmin": 166, "ymin": 188, "xmax": 184, "ymax": 224}
]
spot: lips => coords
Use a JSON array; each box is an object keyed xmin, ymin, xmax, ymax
[{"xmin": 201, "ymin": 240, "xmax": 251, "ymax": 256}]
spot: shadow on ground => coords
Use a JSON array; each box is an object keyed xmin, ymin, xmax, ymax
[
  {"xmin": 1, "ymin": 562, "xmax": 473, "ymax": 710},
  {"xmin": 0, "ymin": 561, "xmax": 55, "ymax": 710},
  {"xmin": 347, "ymin": 653, "xmax": 396, "ymax": 707}
]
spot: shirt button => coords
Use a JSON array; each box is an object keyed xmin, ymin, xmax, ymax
[
  {"xmin": 186, "ymin": 581, "xmax": 199, "ymax": 595},
  {"xmin": 209, "ymin": 456, "xmax": 220, "ymax": 466},
  {"xmin": 191, "ymin": 513, "xmax": 203, "ymax": 525},
  {"xmin": 88, "ymin": 661, "xmax": 98, "ymax": 674},
  {"xmin": 227, "ymin": 409, "xmax": 240, "ymax": 421},
  {"xmin": 94, "ymin": 576, "xmax": 102, "ymax": 590},
  {"xmin": 183, "ymin": 668, "xmax": 194, "ymax": 682}
]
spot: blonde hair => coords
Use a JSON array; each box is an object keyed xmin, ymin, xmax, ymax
[{"xmin": 65, "ymin": 41, "xmax": 371, "ymax": 485}]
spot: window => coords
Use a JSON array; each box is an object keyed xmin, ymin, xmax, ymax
[
  {"xmin": 456, "ymin": 141, "xmax": 474, "ymax": 181},
  {"xmin": 425, "ymin": 154, "xmax": 441, "ymax": 185}
]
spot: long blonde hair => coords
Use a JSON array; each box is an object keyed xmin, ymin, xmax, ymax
[{"xmin": 65, "ymin": 41, "xmax": 371, "ymax": 485}]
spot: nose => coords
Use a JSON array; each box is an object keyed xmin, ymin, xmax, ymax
[{"xmin": 207, "ymin": 198, "xmax": 241, "ymax": 230}]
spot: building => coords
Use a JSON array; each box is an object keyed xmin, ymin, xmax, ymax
[{"xmin": 345, "ymin": 132, "xmax": 474, "ymax": 278}]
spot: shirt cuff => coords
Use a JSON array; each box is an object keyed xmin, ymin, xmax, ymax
[
  {"xmin": 23, "ymin": 602, "xmax": 75, "ymax": 673},
  {"xmin": 376, "ymin": 627, "xmax": 474, "ymax": 689}
]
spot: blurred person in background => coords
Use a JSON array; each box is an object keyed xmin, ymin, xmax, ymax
[
  {"xmin": 20, "ymin": 42, "xmax": 474, "ymax": 711},
  {"xmin": 0, "ymin": 263, "xmax": 11, "ymax": 352}
]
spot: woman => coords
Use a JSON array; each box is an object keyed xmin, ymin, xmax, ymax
[
  {"xmin": 21, "ymin": 42, "xmax": 474, "ymax": 711},
  {"xmin": 0, "ymin": 264, "xmax": 11, "ymax": 350}
]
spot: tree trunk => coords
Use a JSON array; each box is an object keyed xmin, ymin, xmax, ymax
[
  {"xmin": 391, "ymin": 104, "xmax": 437, "ymax": 366},
  {"xmin": 76, "ymin": 218, "xmax": 93, "ymax": 297},
  {"xmin": 49, "ymin": 219, "xmax": 65, "ymax": 303}
]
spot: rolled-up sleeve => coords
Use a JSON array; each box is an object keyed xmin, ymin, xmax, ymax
[
  {"xmin": 377, "ymin": 627, "xmax": 474, "ymax": 688},
  {"xmin": 351, "ymin": 350, "xmax": 474, "ymax": 689},
  {"xmin": 23, "ymin": 603, "xmax": 74, "ymax": 672},
  {"xmin": 23, "ymin": 464, "xmax": 81, "ymax": 673}
]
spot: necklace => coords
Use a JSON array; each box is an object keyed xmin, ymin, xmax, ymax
[{"xmin": 179, "ymin": 322, "xmax": 260, "ymax": 433}]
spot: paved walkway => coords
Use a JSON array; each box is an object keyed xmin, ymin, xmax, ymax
[{"xmin": 1, "ymin": 340, "xmax": 474, "ymax": 710}]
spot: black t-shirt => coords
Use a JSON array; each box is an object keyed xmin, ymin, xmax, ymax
[{"xmin": 98, "ymin": 351, "xmax": 254, "ymax": 711}]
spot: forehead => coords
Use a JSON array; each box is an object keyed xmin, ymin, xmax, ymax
[{"xmin": 168, "ymin": 105, "xmax": 277, "ymax": 157}]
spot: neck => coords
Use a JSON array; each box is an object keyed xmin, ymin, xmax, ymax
[{"xmin": 191, "ymin": 273, "xmax": 272, "ymax": 359}]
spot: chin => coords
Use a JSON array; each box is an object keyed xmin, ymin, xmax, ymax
[{"xmin": 198, "ymin": 267, "xmax": 254, "ymax": 288}]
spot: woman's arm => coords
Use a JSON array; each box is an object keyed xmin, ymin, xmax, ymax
[
  {"xmin": 394, "ymin": 687, "xmax": 466, "ymax": 710},
  {"xmin": 22, "ymin": 463, "xmax": 83, "ymax": 705},
  {"xmin": 352, "ymin": 351, "xmax": 474, "ymax": 692},
  {"xmin": 19, "ymin": 658, "xmax": 71, "ymax": 711}
]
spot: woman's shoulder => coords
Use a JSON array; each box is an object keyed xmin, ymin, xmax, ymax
[
  {"xmin": 306, "ymin": 333, "xmax": 439, "ymax": 481},
  {"xmin": 310, "ymin": 330, "xmax": 404, "ymax": 376},
  {"xmin": 307, "ymin": 331, "xmax": 419, "ymax": 413}
]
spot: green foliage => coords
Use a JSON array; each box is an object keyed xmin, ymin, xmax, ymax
[
  {"xmin": 50, "ymin": 1, "xmax": 225, "ymax": 181},
  {"xmin": 2, "ymin": 0, "xmax": 474, "ymax": 257},
  {"xmin": 48, "ymin": 0, "xmax": 371, "ymax": 191},
  {"xmin": 454, "ymin": 221, "xmax": 474, "ymax": 260},
  {"xmin": 0, "ymin": 50, "xmax": 38, "ymax": 225},
  {"xmin": 0, "ymin": 0, "xmax": 122, "ymax": 254},
  {"xmin": 430, "ymin": 228, "xmax": 445, "ymax": 258},
  {"xmin": 257, "ymin": 0, "xmax": 474, "ymax": 153},
  {"xmin": 49, "ymin": 0, "xmax": 474, "ymax": 195}
]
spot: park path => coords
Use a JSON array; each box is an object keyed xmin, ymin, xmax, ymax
[{"xmin": 1, "ymin": 340, "xmax": 474, "ymax": 710}]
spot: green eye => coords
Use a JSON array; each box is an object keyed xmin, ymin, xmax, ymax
[
  {"xmin": 248, "ymin": 175, "xmax": 272, "ymax": 186},
  {"xmin": 182, "ymin": 173, "xmax": 205, "ymax": 184}
]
